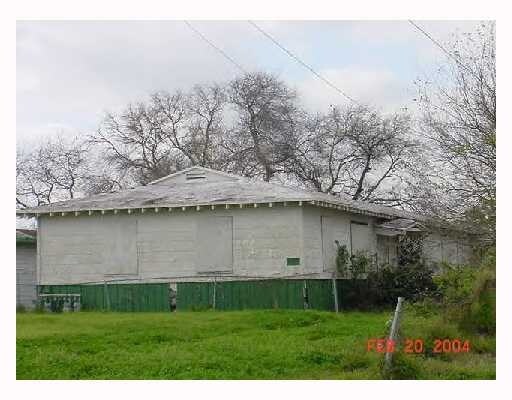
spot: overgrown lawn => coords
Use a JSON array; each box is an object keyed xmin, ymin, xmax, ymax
[{"xmin": 16, "ymin": 310, "xmax": 495, "ymax": 379}]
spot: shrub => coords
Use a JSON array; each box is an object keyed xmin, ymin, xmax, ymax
[
  {"xmin": 333, "ymin": 243, "xmax": 372, "ymax": 279},
  {"xmin": 434, "ymin": 247, "xmax": 495, "ymax": 334},
  {"xmin": 350, "ymin": 251, "xmax": 371, "ymax": 279},
  {"xmin": 460, "ymin": 266, "xmax": 495, "ymax": 334},
  {"xmin": 16, "ymin": 305, "xmax": 26, "ymax": 313},
  {"xmin": 398, "ymin": 234, "xmax": 424, "ymax": 266},
  {"xmin": 366, "ymin": 262, "xmax": 437, "ymax": 306},
  {"xmin": 334, "ymin": 242, "xmax": 350, "ymax": 277},
  {"xmin": 434, "ymin": 264, "xmax": 477, "ymax": 306},
  {"xmin": 405, "ymin": 297, "xmax": 440, "ymax": 317}
]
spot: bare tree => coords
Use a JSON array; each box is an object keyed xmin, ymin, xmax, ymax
[
  {"xmin": 184, "ymin": 83, "xmax": 229, "ymax": 169},
  {"xmin": 228, "ymin": 72, "xmax": 300, "ymax": 181},
  {"xmin": 92, "ymin": 85, "xmax": 229, "ymax": 185},
  {"xmin": 289, "ymin": 105, "xmax": 416, "ymax": 205},
  {"xmin": 92, "ymin": 92, "xmax": 189, "ymax": 185},
  {"xmin": 16, "ymin": 136, "xmax": 91, "ymax": 208},
  {"xmin": 413, "ymin": 22, "xmax": 495, "ymax": 239}
]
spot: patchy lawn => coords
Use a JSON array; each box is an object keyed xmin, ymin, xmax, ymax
[{"xmin": 16, "ymin": 309, "xmax": 495, "ymax": 379}]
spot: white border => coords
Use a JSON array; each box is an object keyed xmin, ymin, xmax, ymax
[{"xmin": 2, "ymin": 0, "xmax": 508, "ymax": 399}]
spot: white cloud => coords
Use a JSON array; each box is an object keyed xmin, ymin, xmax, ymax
[
  {"xmin": 296, "ymin": 66, "xmax": 413, "ymax": 114},
  {"xmin": 16, "ymin": 20, "xmax": 486, "ymax": 141}
]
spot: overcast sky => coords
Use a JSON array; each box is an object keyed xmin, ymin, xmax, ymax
[{"xmin": 16, "ymin": 20, "xmax": 483, "ymax": 144}]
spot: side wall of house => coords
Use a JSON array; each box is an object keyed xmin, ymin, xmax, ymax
[
  {"xmin": 302, "ymin": 206, "xmax": 380, "ymax": 274},
  {"xmin": 16, "ymin": 244, "xmax": 37, "ymax": 308},
  {"xmin": 422, "ymin": 232, "xmax": 474, "ymax": 266},
  {"xmin": 38, "ymin": 206, "xmax": 304, "ymax": 284}
]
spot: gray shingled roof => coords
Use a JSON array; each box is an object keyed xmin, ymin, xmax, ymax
[{"xmin": 16, "ymin": 167, "xmax": 422, "ymax": 220}]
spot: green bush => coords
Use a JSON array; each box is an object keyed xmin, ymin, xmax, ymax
[
  {"xmin": 366, "ymin": 262, "xmax": 437, "ymax": 306},
  {"xmin": 350, "ymin": 251, "xmax": 371, "ymax": 279},
  {"xmin": 334, "ymin": 242, "xmax": 350, "ymax": 276},
  {"xmin": 16, "ymin": 305, "xmax": 26, "ymax": 313},
  {"xmin": 434, "ymin": 264, "xmax": 477, "ymax": 305},
  {"xmin": 398, "ymin": 235, "xmax": 424, "ymax": 266},
  {"xmin": 434, "ymin": 248, "xmax": 495, "ymax": 334},
  {"xmin": 404, "ymin": 297, "xmax": 440, "ymax": 317},
  {"xmin": 460, "ymin": 267, "xmax": 495, "ymax": 334}
]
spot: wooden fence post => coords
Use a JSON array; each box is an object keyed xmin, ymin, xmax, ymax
[{"xmin": 384, "ymin": 297, "xmax": 404, "ymax": 371}]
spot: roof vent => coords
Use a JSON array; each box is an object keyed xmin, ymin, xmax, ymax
[{"xmin": 185, "ymin": 172, "xmax": 207, "ymax": 181}]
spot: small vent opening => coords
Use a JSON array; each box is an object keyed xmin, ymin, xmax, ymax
[
  {"xmin": 287, "ymin": 257, "xmax": 301, "ymax": 267},
  {"xmin": 186, "ymin": 172, "xmax": 207, "ymax": 181}
]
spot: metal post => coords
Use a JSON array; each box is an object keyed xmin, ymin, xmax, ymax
[
  {"xmin": 332, "ymin": 272, "xmax": 339, "ymax": 313},
  {"xmin": 385, "ymin": 297, "xmax": 404, "ymax": 370},
  {"xmin": 104, "ymin": 280, "xmax": 111, "ymax": 311},
  {"xmin": 303, "ymin": 280, "xmax": 309, "ymax": 310},
  {"xmin": 212, "ymin": 278, "xmax": 217, "ymax": 310}
]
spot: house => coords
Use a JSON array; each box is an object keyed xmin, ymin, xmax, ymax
[
  {"xmin": 16, "ymin": 166, "xmax": 472, "ymax": 311},
  {"xmin": 16, "ymin": 229, "xmax": 37, "ymax": 309}
]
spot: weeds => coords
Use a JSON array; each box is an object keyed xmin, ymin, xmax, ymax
[{"xmin": 16, "ymin": 310, "xmax": 495, "ymax": 379}]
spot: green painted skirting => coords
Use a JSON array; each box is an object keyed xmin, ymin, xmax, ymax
[
  {"xmin": 38, "ymin": 283, "xmax": 169, "ymax": 312},
  {"xmin": 39, "ymin": 279, "xmax": 373, "ymax": 313},
  {"xmin": 176, "ymin": 279, "xmax": 337, "ymax": 311}
]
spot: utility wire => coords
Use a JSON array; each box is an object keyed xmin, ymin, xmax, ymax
[
  {"xmin": 408, "ymin": 20, "xmax": 480, "ymax": 80},
  {"xmin": 248, "ymin": 20, "xmax": 359, "ymax": 105},
  {"xmin": 408, "ymin": 20, "xmax": 458, "ymax": 63},
  {"xmin": 184, "ymin": 20, "xmax": 247, "ymax": 74}
]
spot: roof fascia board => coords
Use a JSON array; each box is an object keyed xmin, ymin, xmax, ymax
[{"xmin": 16, "ymin": 199, "xmax": 396, "ymax": 220}]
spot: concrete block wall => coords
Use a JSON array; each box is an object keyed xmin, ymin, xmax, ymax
[
  {"xmin": 38, "ymin": 206, "xmax": 304, "ymax": 285},
  {"xmin": 302, "ymin": 206, "xmax": 377, "ymax": 274}
]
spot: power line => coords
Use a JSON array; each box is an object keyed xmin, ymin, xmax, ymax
[
  {"xmin": 248, "ymin": 20, "xmax": 359, "ymax": 105},
  {"xmin": 408, "ymin": 19, "xmax": 481, "ymax": 81},
  {"xmin": 184, "ymin": 21, "xmax": 247, "ymax": 74},
  {"xmin": 408, "ymin": 20, "xmax": 458, "ymax": 63}
]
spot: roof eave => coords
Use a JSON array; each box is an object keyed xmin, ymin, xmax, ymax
[{"xmin": 16, "ymin": 199, "xmax": 405, "ymax": 220}]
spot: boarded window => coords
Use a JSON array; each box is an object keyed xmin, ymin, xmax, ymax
[
  {"xmin": 321, "ymin": 216, "xmax": 350, "ymax": 272},
  {"xmin": 196, "ymin": 216, "xmax": 233, "ymax": 273},
  {"xmin": 377, "ymin": 235, "xmax": 398, "ymax": 266},
  {"xmin": 103, "ymin": 217, "xmax": 138, "ymax": 275},
  {"xmin": 350, "ymin": 221, "xmax": 372, "ymax": 255}
]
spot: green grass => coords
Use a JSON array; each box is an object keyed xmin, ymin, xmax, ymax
[{"xmin": 16, "ymin": 309, "xmax": 495, "ymax": 379}]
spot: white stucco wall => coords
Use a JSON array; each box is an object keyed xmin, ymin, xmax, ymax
[
  {"xmin": 37, "ymin": 204, "xmax": 474, "ymax": 285},
  {"xmin": 38, "ymin": 206, "xmax": 305, "ymax": 284},
  {"xmin": 302, "ymin": 206, "xmax": 378, "ymax": 274}
]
